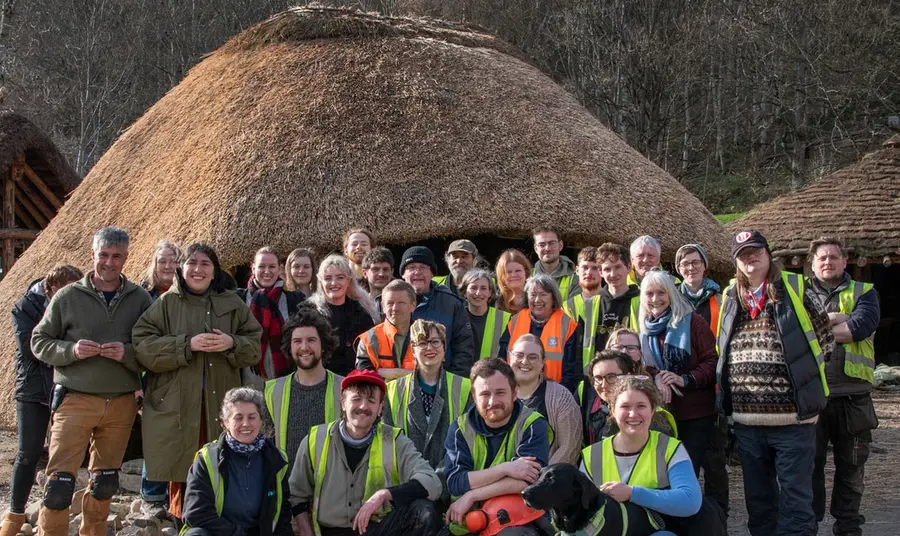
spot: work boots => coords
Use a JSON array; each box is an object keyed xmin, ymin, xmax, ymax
[{"xmin": 0, "ymin": 512, "xmax": 26, "ymax": 536}]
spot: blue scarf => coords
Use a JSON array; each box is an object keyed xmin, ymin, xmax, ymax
[
  {"xmin": 224, "ymin": 432, "xmax": 267, "ymax": 454},
  {"xmin": 641, "ymin": 308, "xmax": 692, "ymax": 375}
]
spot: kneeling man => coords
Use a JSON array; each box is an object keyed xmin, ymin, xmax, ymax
[{"xmin": 289, "ymin": 369, "xmax": 442, "ymax": 536}]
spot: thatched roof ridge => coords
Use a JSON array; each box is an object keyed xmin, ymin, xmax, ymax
[
  {"xmin": 730, "ymin": 135, "xmax": 900, "ymax": 259},
  {"xmin": 0, "ymin": 110, "xmax": 80, "ymax": 197},
  {"xmin": 221, "ymin": 4, "xmax": 529, "ymax": 63},
  {"xmin": 0, "ymin": 6, "xmax": 730, "ymax": 427}
]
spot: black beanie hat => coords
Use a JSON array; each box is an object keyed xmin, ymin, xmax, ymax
[{"xmin": 400, "ymin": 246, "xmax": 438, "ymax": 275}]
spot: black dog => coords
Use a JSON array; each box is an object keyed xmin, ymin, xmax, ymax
[{"xmin": 522, "ymin": 463, "xmax": 660, "ymax": 536}]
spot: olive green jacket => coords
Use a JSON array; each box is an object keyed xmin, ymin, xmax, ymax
[
  {"xmin": 133, "ymin": 277, "xmax": 262, "ymax": 482},
  {"xmin": 31, "ymin": 273, "xmax": 152, "ymax": 397}
]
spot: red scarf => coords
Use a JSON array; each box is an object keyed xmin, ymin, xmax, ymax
[
  {"xmin": 247, "ymin": 279, "xmax": 291, "ymax": 378},
  {"xmin": 746, "ymin": 281, "xmax": 768, "ymax": 320}
]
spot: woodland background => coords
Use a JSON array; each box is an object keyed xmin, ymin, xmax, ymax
[{"xmin": 0, "ymin": 0, "xmax": 897, "ymax": 216}]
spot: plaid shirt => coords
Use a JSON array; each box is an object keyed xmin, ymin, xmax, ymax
[{"xmin": 88, "ymin": 272, "xmax": 126, "ymax": 309}]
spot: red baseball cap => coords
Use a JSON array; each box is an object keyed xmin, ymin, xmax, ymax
[{"xmin": 341, "ymin": 369, "xmax": 387, "ymax": 394}]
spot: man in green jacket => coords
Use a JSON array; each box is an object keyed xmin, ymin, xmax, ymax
[{"xmin": 31, "ymin": 227, "xmax": 152, "ymax": 536}]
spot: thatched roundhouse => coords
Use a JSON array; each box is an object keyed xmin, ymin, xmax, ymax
[
  {"xmin": 0, "ymin": 111, "xmax": 80, "ymax": 275},
  {"xmin": 0, "ymin": 6, "xmax": 731, "ymax": 426},
  {"xmin": 732, "ymin": 134, "xmax": 900, "ymax": 362}
]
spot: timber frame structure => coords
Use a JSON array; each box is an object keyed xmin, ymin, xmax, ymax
[{"xmin": 0, "ymin": 111, "xmax": 79, "ymax": 276}]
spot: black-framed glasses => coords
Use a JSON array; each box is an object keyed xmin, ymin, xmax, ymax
[
  {"xmin": 591, "ymin": 373, "xmax": 619, "ymax": 386},
  {"xmin": 412, "ymin": 339, "xmax": 443, "ymax": 349},
  {"xmin": 677, "ymin": 260, "xmax": 704, "ymax": 270}
]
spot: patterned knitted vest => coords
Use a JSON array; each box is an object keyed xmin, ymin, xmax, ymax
[{"xmin": 726, "ymin": 304, "xmax": 801, "ymax": 426}]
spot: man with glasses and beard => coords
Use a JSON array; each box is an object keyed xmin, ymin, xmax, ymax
[{"xmin": 264, "ymin": 306, "xmax": 344, "ymax": 472}]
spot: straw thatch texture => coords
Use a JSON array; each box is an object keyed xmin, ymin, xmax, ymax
[
  {"xmin": 0, "ymin": 110, "xmax": 80, "ymax": 222},
  {"xmin": 731, "ymin": 135, "xmax": 900, "ymax": 260},
  {"xmin": 0, "ymin": 6, "xmax": 730, "ymax": 427}
]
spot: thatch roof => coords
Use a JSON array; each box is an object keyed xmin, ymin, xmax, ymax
[
  {"xmin": 0, "ymin": 111, "xmax": 80, "ymax": 229},
  {"xmin": 0, "ymin": 6, "xmax": 730, "ymax": 427},
  {"xmin": 731, "ymin": 134, "xmax": 900, "ymax": 261}
]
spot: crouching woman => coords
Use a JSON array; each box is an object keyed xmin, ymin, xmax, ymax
[
  {"xmin": 181, "ymin": 387, "xmax": 292, "ymax": 536},
  {"xmin": 580, "ymin": 376, "xmax": 724, "ymax": 536}
]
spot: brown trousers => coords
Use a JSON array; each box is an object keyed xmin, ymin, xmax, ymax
[{"xmin": 38, "ymin": 392, "xmax": 137, "ymax": 536}]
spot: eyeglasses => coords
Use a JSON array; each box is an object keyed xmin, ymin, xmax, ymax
[
  {"xmin": 510, "ymin": 351, "xmax": 542, "ymax": 363},
  {"xmin": 678, "ymin": 260, "xmax": 704, "ymax": 270},
  {"xmin": 413, "ymin": 339, "xmax": 443, "ymax": 349},
  {"xmin": 610, "ymin": 344, "xmax": 641, "ymax": 353},
  {"xmin": 591, "ymin": 373, "xmax": 619, "ymax": 386}
]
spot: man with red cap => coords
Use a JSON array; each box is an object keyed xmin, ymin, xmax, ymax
[{"xmin": 289, "ymin": 369, "xmax": 442, "ymax": 536}]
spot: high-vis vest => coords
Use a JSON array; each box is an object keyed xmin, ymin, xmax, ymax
[
  {"xmin": 358, "ymin": 322, "xmax": 415, "ymax": 370},
  {"xmin": 387, "ymin": 371, "xmax": 471, "ymax": 431},
  {"xmin": 307, "ymin": 422, "xmax": 401, "ymax": 536},
  {"xmin": 716, "ymin": 271, "xmax": 829, "ymax": 397},
  {"xmin": 478, "ymin": 307, "xmax": 512, "ymax": 359},
  {"xmin": 563, "ymin": 294, "xmax": 601, "ymax": 367},
  {"xmin": 506, "ymin": 309, "xmax": 576, "ymax": 382},
  {"xmin": 457, "ymin": 406, "xmax": 544, "ymax": 474},
  {"xmin": 264, "ymin": 371, "xmax": 342, "ymax": 453},
  {"xmin": 581, "ymin": 431, "xmax": 680, "ymax": 490},
  {"xmin": 179, "ymin": 441, "xmax": 285, "ymax": 535},
  {"xmin": 838, "ymin": 281, "xmax": 876, "ymax": 383}
]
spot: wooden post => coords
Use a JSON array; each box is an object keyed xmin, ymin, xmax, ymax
[{"xmin": 3, "ymin": 168, "xmax": 16, "ymax": 275}]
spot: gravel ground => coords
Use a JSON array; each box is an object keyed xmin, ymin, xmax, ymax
[{"xmin": 1, "ymin": 393, "xmax": 898, "ymax": 535}]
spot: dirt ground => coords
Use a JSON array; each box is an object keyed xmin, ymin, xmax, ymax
[{"xmin": 0, "ymin": 393, "xmax": 898, "ymax": 534}]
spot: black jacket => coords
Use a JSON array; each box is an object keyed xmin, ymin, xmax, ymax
[
  {"xmin": 11, "ymin": 279, "xmax": 51, "ymax": 404},
  {"xmin": 182, "ymin": 433, "xmax": 292, "ymax": 536}
]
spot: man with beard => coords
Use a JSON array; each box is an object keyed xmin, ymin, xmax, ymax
[
  {"xmin": 443, "ymin": 359, "xmax": 549, "ymax": 535},
  {"xmin": 290, "ymin": 369, "xmax": 442, "ymax": 536},
  {"xmin": 595, "ymin": 243, "xmax": 642, "ymax": 349},
  {"xmin": 433, "ymin": 239, "xmax": 479, "ymax": 298},
  {"xmin": 562, "ymin": 247, "xmax": 605, "ymax": 367},
  {"xmin": 264, "ymin": 306, "xmax": 344, "ymax": 472}
]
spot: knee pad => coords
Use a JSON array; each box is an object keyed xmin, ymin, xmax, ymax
[
  {"xmin": 89, "ymin": 469, "xmax": 119, "ymax": 500},
  {"xmin": 42, "ymin": 472, "xmax": 76, "ymax": 510}
]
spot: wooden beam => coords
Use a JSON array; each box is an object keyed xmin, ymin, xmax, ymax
[
  {"xmin": 3, "ymin": 171, "xmax": 16, "ymax": 274},
  {"xmin": 22, "ymin": 163, "xmax": 63, "ymax": 210},
  {"xmin": 15, "ymin": 181, "xmax": 55, "ymax": 222},
  {"xmin": 0, "ymin": 228, "xmax": 39, "ymax": 240},
  {"xmin": 11, "ymin": 153, "xmax": 25, "ymax": 182},
  {"xmin": 14, "ymin": 206, "xmax": 38, "ymax": 230},
  {"xmin": 16, "ymin": 192, "xmax": 49, "ymax": 228}
]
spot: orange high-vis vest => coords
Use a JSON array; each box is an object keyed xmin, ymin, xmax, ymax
[
  {"xmin": 505, "ymin": 308, "xmax": 576, "ymax": 382},
  {"xmin": 358, "ymin": 322, "xmax": 415, "ymax": 370},
  {"xmin": 708, "ymin": 295, "xmax": 720, "ymax": 335}
]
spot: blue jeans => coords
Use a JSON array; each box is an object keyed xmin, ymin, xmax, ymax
[
  {"xmin": 733, "ymin": 423, "xmax": 817, "ymax": 536},
  {"xmin": 141, "ymin": 462, "xmax": 169, "ymax": 504}
]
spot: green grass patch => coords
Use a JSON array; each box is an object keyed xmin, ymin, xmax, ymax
[{"xmin": 715, "ymin": 213, "xmax": 745, "ymax": 224}]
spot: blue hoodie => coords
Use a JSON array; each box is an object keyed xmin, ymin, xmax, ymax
[{"xmin": 444, "ymin": 400, "xmax": 549, "ymax": 497}]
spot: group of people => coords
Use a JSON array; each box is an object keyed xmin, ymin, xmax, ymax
[{"xmin": 2, "ymin": 224, "xmax": 879, "ymax": 536}]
